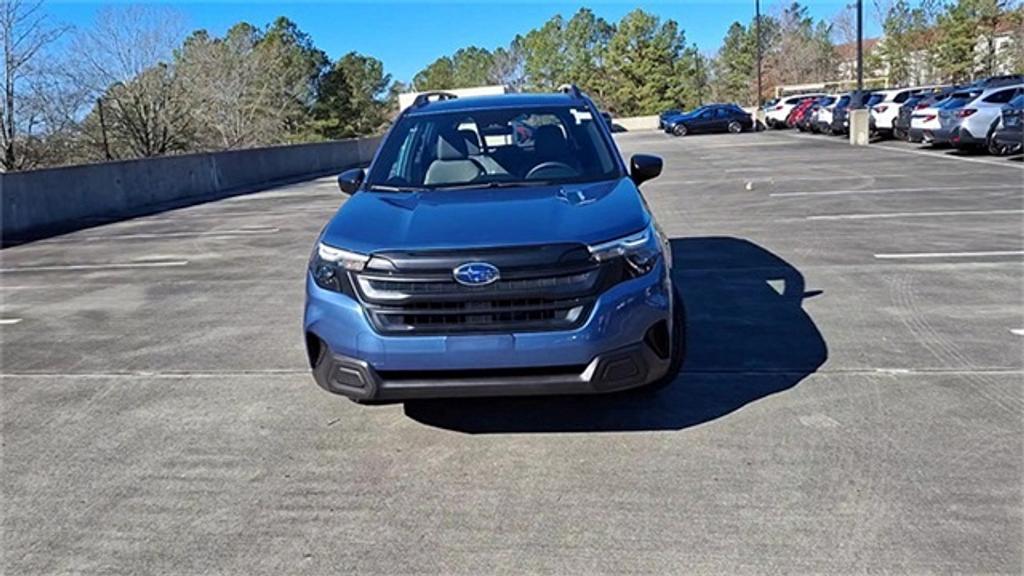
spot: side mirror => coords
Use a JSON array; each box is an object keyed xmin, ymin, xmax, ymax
[
  {"xmin": 337, "ymin": 168, "xmax": 365, "ymax": 195},
  {"xmin": 629, "ymin": 154, "xmax": 662, "ymax": 186}
]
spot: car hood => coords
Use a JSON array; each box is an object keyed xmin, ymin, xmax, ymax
[{"xmin": 319, "ymin": 178, "xmax": 650, "ymax": 254}]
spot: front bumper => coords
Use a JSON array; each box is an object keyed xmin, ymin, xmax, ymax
[
  {"xmin": 311, "ymin": 342, "xmax": 668, "ymax": 401},
  {"xmin": 304, "ymin": 261, "xmax": 673, "ymax": 400}
]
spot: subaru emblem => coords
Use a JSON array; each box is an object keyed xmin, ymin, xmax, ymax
[{"xmin": 453, "ymin": 262, "xmax": 500, "ymax": 287}]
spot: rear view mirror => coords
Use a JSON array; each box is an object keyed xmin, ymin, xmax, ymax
[
  {"xmin": 629, "ymin": 154, "xmax": 662, "ymax": 186},
  {"xmin": 337, "ymin": 168, "xmax": 365, "ymax": 195}
]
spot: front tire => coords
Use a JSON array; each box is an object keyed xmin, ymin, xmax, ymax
[{"xmin": 673, "ymin": 124, "xmax": 688, "ymax": 137}]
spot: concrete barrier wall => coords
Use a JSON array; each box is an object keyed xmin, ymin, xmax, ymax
[
  {"xmin": 1, "ymin": 136, "xmax": 381, "ymax": 244},
  {"xmin": 614, "ymin": 115, "xmax": 659, "ymax": 132}
]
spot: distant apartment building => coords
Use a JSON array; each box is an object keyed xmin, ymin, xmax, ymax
[
  {"xmin": 835, "ymin": 38, "xmax": 883, "ymax": 82},
  {"xmin": 834, "ymin": 19, "xmax": 1021, "ymax": 87}
]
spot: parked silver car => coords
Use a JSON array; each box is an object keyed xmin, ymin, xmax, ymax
[{"xmin": 934, "ymin": 84, "xmax": 1023, "ymax": 149}]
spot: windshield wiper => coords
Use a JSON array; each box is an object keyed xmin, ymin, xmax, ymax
[
  {"xmin": 430, "ymin": 180, "xmax": 555, "ymax": 191},
  {"xmin": 366, "ymin": 184, "xmax": 425, "ymax": 193}
]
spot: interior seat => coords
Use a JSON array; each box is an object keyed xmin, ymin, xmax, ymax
[
  {"xmin": 533, "ymin": 125, "xmax": 574, "ymax": 167},
  {"xmin": 457, "ymin": 129, "xmax": 507, "ymax": 176},
  {"xmin": 424, "ymin": 131, "xmax": 484, "ymax": 186}
]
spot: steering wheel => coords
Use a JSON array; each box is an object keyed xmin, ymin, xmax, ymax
[{"xmin": 525, "ymin": 161, "xmax": 575, "ymax": 180}]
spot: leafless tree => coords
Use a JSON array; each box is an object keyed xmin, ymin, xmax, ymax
[
  {"xmin": 71, "ymin": 5, "xmax": 191, "ymax": 158},
  {"xmin": 176, "ymin": 25, "xmax": 311, "ymax": 150},
  {"xmin": 0, "ymin": 0, "xmax": 68, "ymax": 171},
  {"xmin": 832, "ymin": 4, "xmax": 859, "ymax": 47}
]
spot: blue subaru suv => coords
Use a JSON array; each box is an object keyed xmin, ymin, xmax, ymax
[{"xmin": 304, "ymin": 86, "xmax": 684, "ymax": 401}]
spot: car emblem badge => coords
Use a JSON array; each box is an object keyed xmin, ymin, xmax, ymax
[{"xmin": 453, "ymin": 262, "xmax": 500, "ymax": 287}]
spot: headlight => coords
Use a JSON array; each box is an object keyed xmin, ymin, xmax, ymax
[
  {"xmin": 588, "ymin": 223, "xmax": 663, "ymax": 276},
  {"xmin": 309, "ymin": 242, "xmax": 369, "ymax": 294}
]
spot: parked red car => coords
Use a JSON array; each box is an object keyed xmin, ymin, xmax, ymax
[{"xmin": 786, "ymin": 98, "xmax": 818, "ymax": 128}]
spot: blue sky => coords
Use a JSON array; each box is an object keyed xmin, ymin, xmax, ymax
[{"xmin": 46, "ymin": 1, "xmax": 871, "ymax": 82}]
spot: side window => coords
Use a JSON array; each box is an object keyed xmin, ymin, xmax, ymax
[
  {"xmin": 386, "ymin": 125, "xmax": 423, "ymax": 182},
  {"xmin": 983, "ymin": 89, "xmax": 1015, "ymax": 104},
  {"xmin": 894, "ymin": 91, "xmax": 910, "ymax": 103},
  {"xmin": 697, "ymin": 110, "xmax": 713, "ymax": 120},
  {"xmin": 715, "ymin": 108, "xmax": 732, "ymax": 119}
]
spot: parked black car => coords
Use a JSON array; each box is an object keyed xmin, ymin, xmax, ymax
[
  {"xmin": 830, "ymin": 101, "xmax": 850, "ymax": 135},
  {"xmin": 829, "ymin": 91, "xmax": 880, "ymax": 136},
  {"xmin": 830, "ymin": 91, "xmax": 873, "ymax": 135},
  {"xmin": 991, "ymin": 93, "xmax": 1024, "ymax": 155},
  {"xmin": 664, "ymin": 104, "xmax": 753, "ymax": 136}
]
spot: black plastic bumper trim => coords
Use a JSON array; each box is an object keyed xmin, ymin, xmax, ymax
[{"xmin": 309, "ymin": 341, "xmax": 669, "ymax": 401}]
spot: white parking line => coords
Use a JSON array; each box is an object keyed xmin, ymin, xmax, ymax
[
  {"xmin": 808, "ymin": 209, "xmax": 1024, "ymax": 221},
  {"xmin": 873, "ymin": 143, "xmax": 1024, "ymax": 170},
  {"xmin": 677, "ymin": 172, "xmax": 973, "ymax": 186},
  {"xmin": 80, "ymin": 227, "xmax": 279, "ymax": 241},
  {"xmin": 782, "ymin": 131, "xmax": 1024, "ymax": 170},
  {"xmin": 770, "ymin": 184, "xmax": 1022, "ymax": 198},
  {"xmin": 1011, "ymin": 329, "xmax": 1024, "ymax": 336},
  {"xmin": 874, "ymin": 250, "xmax": 1024, "ymax": 260},
  {"xmin": 0, "ymin": 260, "xmax": 189, "ymax": 273},
  {"xmin": 0, "ymin": 318, "xmax": 23, "ymax": 325}
]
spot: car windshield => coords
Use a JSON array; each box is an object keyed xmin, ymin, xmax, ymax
[
  {"xmin": 1008, "ymin": 94, "xmax": 1024, "ymax": 109},
  {"xmin": 365, "ymin": 105, "xmax": 621, "ymax": 190},
  {"xmin": 865, "ymin": 94, "xmax": 885, "ymax": 107}
]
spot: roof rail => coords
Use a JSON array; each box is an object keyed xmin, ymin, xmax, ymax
[
  {"xmin": 557, "ymin": 84, "xmax": 584, "ymax": 98},
  {"xmin": 412, "ymin": 91, "xmax": 458, "ymax": 108}
]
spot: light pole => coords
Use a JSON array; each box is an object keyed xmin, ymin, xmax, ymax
[
  {"xmin": 755, "ymin": 0, "xmax": 762, "ymax": 106},
  {"xmin": 856, "ymin": 0, "xmax": 863, "ymax": 97},
  {"xmin": 755, "ymin": 0, "xmax": 764, "ymax": 129},
  {"xmin": 694, "ymin": 44, "xmax": 704, "ymax": 106},
  {"xmin": 849, "ymin": 0, "xmax": 869, "ymax": 145},
  {"xmin": 97, "ymin": 97, "xmax": 112, "ymax": 161}
]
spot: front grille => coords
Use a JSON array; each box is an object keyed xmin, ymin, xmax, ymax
[
  {"xmin": 351, "ymin": 247, "xmax": 625, "ymax": 335},
  {"xmin": 373, "ymin": 296, "xmax": 589, "ymax": 332}
]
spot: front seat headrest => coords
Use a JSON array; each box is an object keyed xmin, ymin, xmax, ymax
[
  {"xmin": 534, "ymin": 124, "xmax": 567, "ymax": 159},
  {"xmin": 436, "ymin": 131, "xmax": 469, "ymax": 160},
  {"xmin": 457, "ymin": 129, "xmax": 481, "ymax": 156}
]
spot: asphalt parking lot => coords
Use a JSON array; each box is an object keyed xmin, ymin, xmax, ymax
[{"xmin": 2, "ymin": 130, "xmax": 1022, "ymax": 574}]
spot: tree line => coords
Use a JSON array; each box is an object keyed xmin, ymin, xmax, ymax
[
  {"xmin": 411, "ymin": 1, "xmax": 1022, "ymax": 117},
  {"xmin": 1, "ymin": 0, "xmax": 1022, "ymax": 172},
  {"xmin": 869, "ymin": 0, "xmax": 1023, "ymax": 86},
  {"xmin": 0, "ymin": 2, "xmax": 393, "ymax": 171}
]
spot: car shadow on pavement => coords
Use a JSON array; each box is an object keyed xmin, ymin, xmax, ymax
[{"xmin": 403, "ymin": 237, "xmax": 828, "ymax": 433}]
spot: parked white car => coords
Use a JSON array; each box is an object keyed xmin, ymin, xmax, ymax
[
  {"xmin": 815, "ymin": 98, "xmax": 839, "ymax": 133},
  {"xmin": 909, "ymin": 96, "xmax": 956, "ymax": 144},
  {"xmin": 950, "ymin": 84, "xmax": 1024, "ymax": 148},
  {"xmin": 765, "ymin": 93, "xmax": 825, "ymax": 128},
  {"xmin": 871, "ymin": 87, "xmax": 928, "ymax": 136}
]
